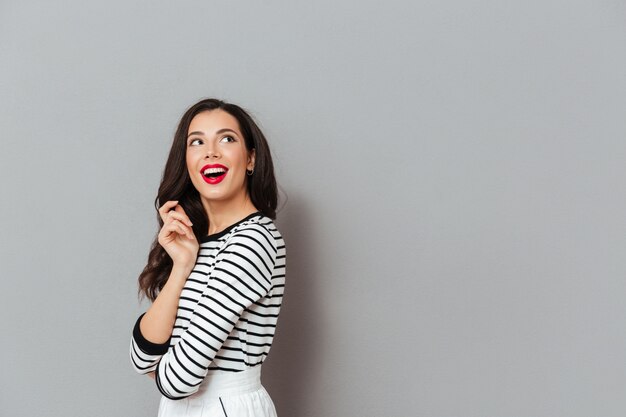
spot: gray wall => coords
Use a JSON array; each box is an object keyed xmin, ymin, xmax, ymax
[{"xmin": 1, "ymin": 1, "xmax": 625, "ymax": 416}]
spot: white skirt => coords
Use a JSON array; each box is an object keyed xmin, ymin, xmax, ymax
[{"xmin": 157, "ymin": 366, "xmax": 278, "ymax": 417}]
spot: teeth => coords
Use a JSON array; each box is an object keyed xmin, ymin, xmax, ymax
[{"xmin": 203, "ymin": 167, "xmax": 227, "ymax": 175}]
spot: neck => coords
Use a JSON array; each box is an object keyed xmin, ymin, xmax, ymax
[{"xmin": 202, "ymin": 194, "xmax": 259, "ymax": 236}]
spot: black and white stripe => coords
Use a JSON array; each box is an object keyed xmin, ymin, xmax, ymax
[{"xmin": 130, "ymin": 213, "xmax": 286, "ymax": 400}]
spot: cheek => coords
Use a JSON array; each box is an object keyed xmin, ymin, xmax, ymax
[
  {"xmin": 186, "ymin": 148, "xmax": 200, "ymax": 165},
  {"xmin": 185, "ymin": 153, "xmax": 199, "ymax": 177}
]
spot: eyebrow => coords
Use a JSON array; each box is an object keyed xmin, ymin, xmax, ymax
[{"xmin": 187, "ymin": 128, "xmax": 238, "ymax": 138}]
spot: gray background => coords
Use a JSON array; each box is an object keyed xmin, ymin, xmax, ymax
[{"xmin": 1, "ymin": 1, "xmax": 625, "ymax": 416}]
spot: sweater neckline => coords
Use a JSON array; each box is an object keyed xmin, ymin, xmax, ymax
[{"xmin": 200, "ymin": 211, "xmax": 262, "ymax": 243}]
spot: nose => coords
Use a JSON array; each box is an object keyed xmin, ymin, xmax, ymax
[{"xmin": 205, "ymin": 142, "xmax": 220, "ymax": 159}]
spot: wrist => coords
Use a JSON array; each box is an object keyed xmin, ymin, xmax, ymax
[
  {"xmin": 168, "ymin": 263, "xmax": 194, "ymax": 285},
  {"xmin": 172, "ymin": 262, "xmax": 194, "ymax": 274}
]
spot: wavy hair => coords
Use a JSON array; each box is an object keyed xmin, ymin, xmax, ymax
[{"xmin": 138, "ymin": 98, "xmax": 278, "ymax": 301}]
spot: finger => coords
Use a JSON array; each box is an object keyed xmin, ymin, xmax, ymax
[
  {"xmin": 159, "ymin": 221, "xmax": 181, "ymax": 240},
  {"xmin": 167, "ymin": 210, "xmax": 193, "ymax": 227},
  {"xmin": 171, "ymin": 219, "xmax": 195, "ymax": 240},
  {"xmin": 159, "ymin": 222, "xmax": 191, "ymax": 244},
  {"xmin": 173, "ymin": 205, "xmax": 194, "ymax": 226},
  {"xmin": 158, "ymin": 200, "xmax": 179, "ymax": 222},
  {"xmin": 159, "ymin": 203, "xmax": 178, "ymax": 223}
]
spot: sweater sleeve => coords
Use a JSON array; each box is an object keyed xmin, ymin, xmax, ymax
[
  {"xmin": 129, "ymin": 312, "xmax": 170, "ymax": 374},
  {"xmin": 155, "ymin": 226, "xmax": 277, "ymax": 400}
]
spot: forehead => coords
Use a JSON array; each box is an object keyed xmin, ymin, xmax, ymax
[{"xmin": 188, "ymin": 110, "xmax": 241, "ymax": 135}]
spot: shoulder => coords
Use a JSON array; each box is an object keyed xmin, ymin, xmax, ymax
[{"xmin": 226, "ymin": 214, "xmax": 282, "ymax": 255}]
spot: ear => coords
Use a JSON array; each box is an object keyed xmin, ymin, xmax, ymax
[{"xmin": 247, "ymin": 148, "xmax": 256, "ymax": 170}]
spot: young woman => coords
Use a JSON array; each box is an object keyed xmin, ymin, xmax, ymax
[{"xmin": 129, "ymin": 98, "xmax": 286, "ymax": 417}]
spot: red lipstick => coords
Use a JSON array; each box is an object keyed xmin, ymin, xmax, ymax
[{"xmin": 200, "ymin": 164, "xmax": 229, "ymax": 185}]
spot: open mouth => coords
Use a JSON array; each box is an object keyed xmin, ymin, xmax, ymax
[{"xmin": 201, "ymin": 165, "xmax": 228, "ymax": 184}]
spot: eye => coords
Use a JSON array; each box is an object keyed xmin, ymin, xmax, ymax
[
  {"xmin": 220, "ymin": 135, "xmax": 235, "ymax": 143},
  {"xmin": 189, "ymin": 138, "xmax": 203, "ymax": 146}
]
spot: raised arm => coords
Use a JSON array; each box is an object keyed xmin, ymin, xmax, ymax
[
  {"xmin": 129, "ymin": 265, "xmax": 193, "ymax": 374},
  {"xmin": 130, "ymin": 200, "xmax": 198, "ymax": 375},
  {"xmin": 154, "ymin": 225, "xmax": 277, "ymax": 400}
]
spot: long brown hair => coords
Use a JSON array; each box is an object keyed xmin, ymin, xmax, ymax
[{"xmin": 138, "ymin": 98, "xmax": 278, "ymax": 301}]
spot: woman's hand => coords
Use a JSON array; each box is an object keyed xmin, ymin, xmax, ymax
[
  {"xmin": 136, "ymin": 201, "xmax": 197, "ymax": 349},
  {"xmin": 158, "ymin": 200, "xmax": 199, "ymax": 270}
]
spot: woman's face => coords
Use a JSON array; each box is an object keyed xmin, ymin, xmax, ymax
[{"xmin": 186, "ymin": 109, "xmax": 255, "ymax": 206}]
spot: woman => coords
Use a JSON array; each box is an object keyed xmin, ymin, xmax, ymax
[{"xmin": 129, "ymin": 98, "xmax": 286, "ymax": 417}]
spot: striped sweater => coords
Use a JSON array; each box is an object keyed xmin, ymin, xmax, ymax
[{"xmin": 130, "ymin": 211, "xmax": 286, "ymax": 400}]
